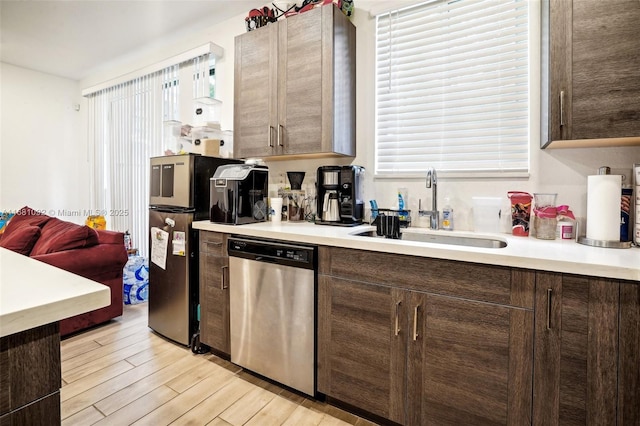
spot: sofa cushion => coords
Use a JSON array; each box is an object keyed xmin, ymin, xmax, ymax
[
  {"xmin": 30, "ymin": 217, "xmax": 99, "ymax": 256},
  {"xmin": 0, "ymin": 206, "xmax": 50, "ymax": 242},
  {"xmin": 0, "ymin": 225, "xmax": 41, "ymax": 255}
]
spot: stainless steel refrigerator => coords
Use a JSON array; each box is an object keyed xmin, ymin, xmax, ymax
[{"xmin": 148, "ymin": 154, "xmax": 240, "ymax": 346}]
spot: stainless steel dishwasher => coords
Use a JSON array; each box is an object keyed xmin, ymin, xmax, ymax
[{"xmin": 227, "ymin": 236, "xmax": 316, "ymax": 396}]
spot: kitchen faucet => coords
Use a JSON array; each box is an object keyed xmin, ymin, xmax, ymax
[{"xmin": 419, "ymin": 167, "xmax": 439, "ymax": 229}]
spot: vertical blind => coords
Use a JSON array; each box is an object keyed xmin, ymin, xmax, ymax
[
  {"xmin": 87, "ymin": 54, "xmax": 211, "ymax": 256},
  {"xmin": 375, "ymin": 0, "xmax": 530, "ymax": 176}
]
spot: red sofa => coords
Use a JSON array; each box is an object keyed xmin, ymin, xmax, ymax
[{"xmin": 0, "ymin": 207, "xmax": 128, "ymax": 336}]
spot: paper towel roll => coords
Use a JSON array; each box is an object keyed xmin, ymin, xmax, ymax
[{"xmin": 586, "ymin": 174, "xmax": 621, "ymax": 241}]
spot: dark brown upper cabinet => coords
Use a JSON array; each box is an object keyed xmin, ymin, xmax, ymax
[{"xmin": 541, "ymin": 0, "xmax": 640, "ymax": 148}]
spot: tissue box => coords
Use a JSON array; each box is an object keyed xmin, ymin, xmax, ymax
[
  {"xmin": 123, "ymin": 256, "xmax": 149, "ymax": 305},
  {"xmin": 192, "ymin": 138, "xmax": 221, "ymax": 157}
]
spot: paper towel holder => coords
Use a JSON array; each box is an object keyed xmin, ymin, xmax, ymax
[
  {"xmin": 577, "ymin": 165, "xmax": 632, "ymax": 248},
  {"xmin": 577, "ymin": 236, "xmax": 632, "ymax": 249}
]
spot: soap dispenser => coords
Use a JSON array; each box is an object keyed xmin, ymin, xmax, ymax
[{"xmin": 442, "ymin": 197, "xmax": 454, "ymax": 230}]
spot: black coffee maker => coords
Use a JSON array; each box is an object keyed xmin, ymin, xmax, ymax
[{"xmin": 316, "ymin": 165, "xmax": 365, "ymax": 225}]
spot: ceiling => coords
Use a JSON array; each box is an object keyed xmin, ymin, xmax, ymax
[{"xmin": 0, "ymin": 0, "xmax": 267, "ymax": 81}]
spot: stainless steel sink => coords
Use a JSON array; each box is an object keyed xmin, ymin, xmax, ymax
[{"xmin": 354, "ymin": 230, "xmax": 507, "ymax": 249}]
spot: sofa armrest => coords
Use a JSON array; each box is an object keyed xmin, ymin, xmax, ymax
[{"xmin": 96, "ymin": 229, "xmax": 125, "ymax": 246}]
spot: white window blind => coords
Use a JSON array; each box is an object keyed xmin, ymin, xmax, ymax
[
  {"xmin": 87, "ymin": 54, "xmax": 212, "ymax": 256},
  {"xmin": 375, "ymin": 0, "xmax": 530, "ymax": 177}
]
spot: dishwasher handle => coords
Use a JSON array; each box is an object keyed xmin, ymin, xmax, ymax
[{"xmin": 254, "ymin": 256, "xmax": 278, "ymax": 264}]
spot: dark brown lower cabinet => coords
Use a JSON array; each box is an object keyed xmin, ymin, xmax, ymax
[
  {"xmin": 618, "ymin": 282, "xmax": 640, "ymax": 426},
  {"xmin": 0, "ymin": 323, "xmax": 61, "ymax": 425},
  {"xmin": 199, "ymin": 231, "xmax": 230, "ymax": 355},
  {"xmin": 317, "ymin": 247, "xmax": 535, "ymax": 426},
  {"xmin": 317, "ymin": 276, "xmax": 404, "ymax": 423},
  {"xmin": 534, "ymin": 273, "xmax": 640, "ymax": 426},
  {"xmin": 407, "ymin": 292, "xmax": 533, "ymax": 425}
]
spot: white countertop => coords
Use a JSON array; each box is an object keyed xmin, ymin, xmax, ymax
[
  {"xmin": 0, "ymin": 247, "xmax": 111, "ymax": 337},
  {"xmin": 193, "ymin": 221, "xmax": 640, "ymax": 282}
]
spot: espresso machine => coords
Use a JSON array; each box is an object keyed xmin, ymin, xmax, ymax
[{"xmin": 316, "ymin": 165, "xmax": 364, "ymax": 226}]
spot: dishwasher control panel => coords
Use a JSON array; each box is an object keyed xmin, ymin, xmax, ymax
[{"xmin": 228, "ymin": 237, "xmax": 316, "ymax": 270}]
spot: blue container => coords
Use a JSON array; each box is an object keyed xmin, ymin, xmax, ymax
[{"xmin": 123, "ymin": 256, "xmax": 149, "ymax": 304}]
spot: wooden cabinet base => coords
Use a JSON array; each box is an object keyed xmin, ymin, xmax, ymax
[
  {"xmin": 199, "ymin": 231, "xmax": 231, "ymax": 355},
  {"xmin": 0, "ymin": 393, "xmax": 60, "ymax": 426},
  {"xmin": 533, "ymin": 274, "xmax": 640, "ymax": 425},
  {"xmin": 618, "ymin": 283, "xmax": 640, "ymax": 425},
  {"xmin": 319, "ymin": 246, "xmax": 638, "ymax": 425},
  {"xmin": 318, "ymin": 247, "xmax": 535, "ymax": 425},
  {"xmin": 0, "ymin": 323, "xmax": 61, "ymax": 424}
]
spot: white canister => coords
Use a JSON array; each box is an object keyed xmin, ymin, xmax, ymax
[{"xmin": 556, "ymin": 218, "xmax": 575, "ymax": 240}]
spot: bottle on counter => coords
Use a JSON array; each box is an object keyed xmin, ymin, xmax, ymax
[
  {"xmin": 398, "ymin": 188, "xmax": 409, "ymax": 223},
  {"xmin": 442, "ymin": 197, "xmax": 454, "ymax": 230}
]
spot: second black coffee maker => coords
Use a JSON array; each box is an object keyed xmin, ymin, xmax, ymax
[{"xmin": 316, "ymin": 165, "xmax": 365, "ymax": 225}]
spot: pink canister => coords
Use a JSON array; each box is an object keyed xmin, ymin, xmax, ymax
[{"xmin": 508, "ymin": 192, "xmax": 532, "ymax": 236}]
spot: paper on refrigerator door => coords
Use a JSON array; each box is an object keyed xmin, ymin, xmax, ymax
[
  {"xmin": 151, "ymin": 227, "xmax": 169, "ymax": 269},
  {"xmin": 172, "ymin": 231, "xmax": 186, "ymax": 256}
]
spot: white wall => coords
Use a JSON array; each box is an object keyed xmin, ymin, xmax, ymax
[
  {"xmin": 0, "ymin": 63, "xmax": 88, "ymax": 223},
  {"xmin": 3, "ymin": 4, "xmax": 639, "ymax": 232}
]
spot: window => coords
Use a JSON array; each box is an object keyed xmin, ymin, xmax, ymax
[
  {"xmin": 375, "ymin": 0, "xmax": 531, "ymax": 177},
  {"xmin": 86, "ymin": 52, "xmax": 215, "ymax": 256}
]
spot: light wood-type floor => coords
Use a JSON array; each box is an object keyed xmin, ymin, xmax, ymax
[{"xmin": 60, "ymin": 303, "xmax": 378, "ymax": 426}]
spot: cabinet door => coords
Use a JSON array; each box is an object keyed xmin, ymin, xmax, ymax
[
  {"xmin": 199, "ymin": 232, "xmax": 230, "ymax": 355},
  {"xmin": 278, "ymin": 6, "xmax": 325, "ymax": 156},
  {"xmin": 234, "ymin": 24, "xmax": 278, "ymax": 159},
  {"xmin": 618, "ymin": 282, "xmax": 640, "ymax": 426},
  {"xmin": 317, "ymin": 276, "xmax": 406, "ymax": 424},
  {"xmin": 533, "ymin": 273, "xmax": 619, "ymax": 425},
  {"xmin": 407, "ymin": 292, "xmax": 533, "ymax": 425},
  {"xmin": 279, "ymin": 5, "xmax": 356, "ymax": 156},
  {"xmin": 546, "ymin": 0, "xmax": 640, "ymax": 143}
]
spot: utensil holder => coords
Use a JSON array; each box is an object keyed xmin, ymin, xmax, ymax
[{"xmin": 370, "ymin": 208, "xmax": 412, "ymax": 228}]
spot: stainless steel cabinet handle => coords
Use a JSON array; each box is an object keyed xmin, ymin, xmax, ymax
[
  {"xmin": 278, "ymin": 124, "xmax": 284, "ymax": 147},
  {"xmin": 221, "ymin": 265, "xmax": 228, "ymax": 290},
  {"xmin": 559, "ymin": 90, "xmax": 565, "ymax": 127},
  {"xmin": 268, "ymin": 125, "xmax": 274, "ymax": 147},
  {"xmin": 394, "ymin": 301, "xmax": 401, "ymax": 336},
  {"xmin": 413, "ymin": 305, "xmax": 420, "ymax": 341},
  {"xmin": 546, "ymin": 288, "xmax": 552, "ymax": 330}
]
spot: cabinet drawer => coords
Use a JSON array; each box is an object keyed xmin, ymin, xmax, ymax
[
  {"xmin": 199, "ymin": 231, "xmax": 226, "ymax": 255},
  {"xmin": 320, "ymin": 247, "xmax": 534, "ymax": 309}
]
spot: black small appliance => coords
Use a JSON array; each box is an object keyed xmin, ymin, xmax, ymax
[
  {"xmin": 209, "ymin": 164, "xmax": 269, "ymax": 225},
  {"xmin": 316, "ymin": 165, "xmax": 364, "ymax": 226}
]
